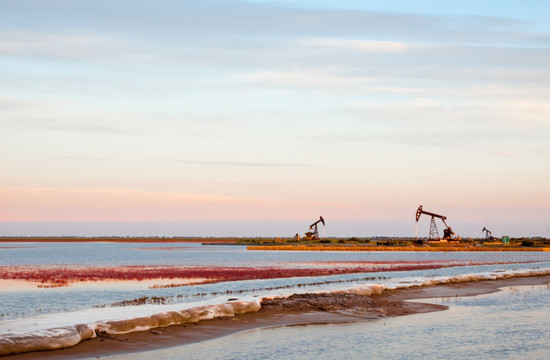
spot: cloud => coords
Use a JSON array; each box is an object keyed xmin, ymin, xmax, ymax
[
  {"xmin": 299, "ymin": 38, "xmax": 418, "ymax": 53},
  {"xmin": 54, "ymin": 156, "xmax": 117, "ymax": 162},
  {"xmin": 238, "ymin": 69, "xmax": 372, "ymax": 90},
  {"xmin": 348, "ymin": 95, "xmax": 550, "ymax": 130},
  {"xmin": 0, "ymin": 97, "xmax": 32, "ymax": 110},
  {"xmin": 0, "ymin": 31, "xmax": 122, "ymax": 59},
  {"xmin": 50, "ymin": 1, "xmax": 547, "ymax": 44},
  {"xmin": 167, "ymin": 159, "xmax": 319, "ymax": 168},
  {"xmin": 2, "ymin": 1, "xmax": 549, "ymax": 65},
  {"xmin": 1, "ymin": 116, "xmax": 135, "ymax": 135},
  {"xmin": 350, "ymin": 97, "xmax": 443, "ymax": 110}
]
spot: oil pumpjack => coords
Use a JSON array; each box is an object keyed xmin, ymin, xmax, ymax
[
  {"xmin": 482, "ymin": 227, "xmax": 493, "ymax": 240},
  {"xmin": 415, "ymin": 205, "xmax": 455, "ymax": 241},
  {"xmin": 304, "ymin": 216, "xmax": 325, "ymax": 240}
]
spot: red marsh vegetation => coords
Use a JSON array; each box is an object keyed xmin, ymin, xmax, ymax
[{"xmin": 0, "ymin": 260, "xmax": 517, "ymax": 288}]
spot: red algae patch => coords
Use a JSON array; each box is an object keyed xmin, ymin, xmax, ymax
[{"xmin": 0, "ymin": 261, "xmax": 509, "ymax": 288}]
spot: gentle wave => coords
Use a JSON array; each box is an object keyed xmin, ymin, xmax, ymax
[{"xmin": 1, "ymin": 268, "xmax": 550, "ymax": 356}]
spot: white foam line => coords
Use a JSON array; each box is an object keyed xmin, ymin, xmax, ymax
[{"xmin": 0, "ymin": 298, "xmax": 261, "ymax": 356}]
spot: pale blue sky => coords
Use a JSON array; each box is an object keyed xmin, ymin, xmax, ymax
[{"xmin": 1, "ymin": 1, "xmax": 549, "ymax": 237}]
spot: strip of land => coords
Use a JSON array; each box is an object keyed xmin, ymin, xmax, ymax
[
  {"xmin": 2, "ymin": 238, "xmax": 549, "ymax": 251},
  {"xmin": 5, "ymin": 275, "xmax": 550, "ymax": 360},
  {"xmin": 248, "ymin": 244, "xmax": 550, "ymax": 251}
]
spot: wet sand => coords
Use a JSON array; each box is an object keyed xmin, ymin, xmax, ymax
[{"xmin": 5, "ymin": 275, "xmax": 550, "ymax": 359}]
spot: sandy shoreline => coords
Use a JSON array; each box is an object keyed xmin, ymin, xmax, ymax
[{"xmin": 4, "ymin": 274, "xmax": 550, "ymax": 359}]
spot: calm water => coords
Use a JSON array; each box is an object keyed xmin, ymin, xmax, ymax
[
  {"xmin": 4, "ymin": 241, "xmax": 548, "ymax": 267},
  {"xmin": 110, "ymin": 285, "xmax": 550, "ymax": 360},
  {"xmin": 1, "ymin": 242, "xmax": 550, "ymax": 322}
]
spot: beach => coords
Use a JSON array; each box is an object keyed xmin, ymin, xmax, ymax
[{"xmin": 4, "ymin": 274, "xmax": 549, "ymax": 359}]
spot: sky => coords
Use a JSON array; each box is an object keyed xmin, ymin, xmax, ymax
[{"xmin": 1, "ymin": 0, "xmax": 549, "ymax": 238}]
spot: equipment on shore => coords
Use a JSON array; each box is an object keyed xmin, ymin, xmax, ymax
[
  {"xmin": 415, "ymin": 205, "xmax": 455, "ymax": 240},
  {"xmin": 304, "ymin": 216, "xmax": 325, "ymax": 240},
  {"xmin": 482, "ymin": 227, "xmax": 493, "ymax": 240}
]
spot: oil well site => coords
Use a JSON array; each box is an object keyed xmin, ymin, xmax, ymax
[{"xmin": 2, "ymin": 204, "xmax": 548, "ymax": 251}]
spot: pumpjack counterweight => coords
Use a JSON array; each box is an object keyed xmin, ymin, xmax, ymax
[
  {"xmin": 415, "ymin": 205, "xmax": 455, "ymax": 241},
  {"xmin": 482, "ymin": 227, "xmax": 493, "ymax": 240},
  {"xmin": 304, "ymin": 216, "xmax": 325, "ymax": 240}
]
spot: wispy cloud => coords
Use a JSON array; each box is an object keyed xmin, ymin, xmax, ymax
[
  {"xmin": 0, "ymin": 31, "xmax": 122, "ymax": 59},
  {"xmin": 54, "ymin": 156, "xmax": 117, "ymax": 162},
  {"xmin": 2, "ymin": 117, "xmax": 135, "ymax": 135},
  {"xmin": 167, "ymin": 159, "xmax": 320, "ymax": 168},
  {"xmin": 299, "ymin": 38, "xmax": 419, "ymax": 53},
  {"xmin": 2, "ymin": 1, "xmax": 549, "ymax": 64},
  {"xmin": 238, "ymin": 69, "xmax": 371, "ymax": 90},
  {"xmin": 0, "ymin": 97, "xmax": 32, "ymax": 110}
]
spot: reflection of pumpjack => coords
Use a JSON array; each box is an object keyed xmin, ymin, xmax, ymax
[
  {"xmin": 415, "ymin": 205, "xmax": 455, "ymax": 240},
  {"xmin": 304, "ymin": 216, "xmax": 325, "ymax": 240}
]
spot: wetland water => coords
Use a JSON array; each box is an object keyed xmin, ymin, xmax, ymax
[
  {"xmin": 1, "ymin": 242, "xmax": 549, "ymax": 357},
  {"xmin": 111, "ymin": 285, "xmax": 550, "ymax": 360},
  {"xmin": 1, "ymin": 242, "xmax": 549, "ymax": 320}
]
